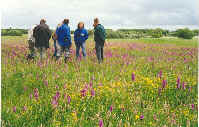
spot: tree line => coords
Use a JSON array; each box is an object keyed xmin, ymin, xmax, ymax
[{"xmin": 2, "ymin": 27, "xmax": 198, "ymax": 39}]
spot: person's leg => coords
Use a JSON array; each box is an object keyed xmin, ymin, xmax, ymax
[
  {"xmin": 81, "ymin": 42, "xmax": 86, "ymax": 58},
  {"xmin": 53, "ymin": 40, "xmax": 57, "ymax": 56},
  {"xmin": 95, "ymin": 42, "xmax": 102, "ymax": 63},
  {"xmin": 28, "ymin": 40, "xmax": 35, "ymax": 58},
  {"xmin": 38, "ymin": 47, "xmax": 42, "ymax": 61},
  {"xmin": 64, "ymin": 46, "xmax": 70, "ymax": 63},
  {"xmin": 75, "ymin": 43, "xmax": 80, "ymax": 59},
  {"xmin": 42, "ymin": 47, "xmax": 47, "ymax": 60},
  {"xmin": 56, "ymin": 43, "xmax": 62, "ymax": 60},
  {"xmin": 38, "ymin": 47, "xmax": 46, "ymax": 61},
  {"xmin": 101, "ymin": 46, "xmax": 104, "ymax": 62}
]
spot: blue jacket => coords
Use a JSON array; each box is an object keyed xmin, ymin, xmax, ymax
[
  {"xmin": 56, "ymin": 24, "xmax": 72, "ymax": 47},
  {"xmin": 74, "ymin": 28, "xmax": 88, "ymax": 44}
]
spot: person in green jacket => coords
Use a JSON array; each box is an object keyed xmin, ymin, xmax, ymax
[{"xmin": 93, "ymin": 18, "xmax": 106, "ymax": 63}]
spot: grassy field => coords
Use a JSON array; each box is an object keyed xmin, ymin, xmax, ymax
[{"xmin": 1, "ymin": 35, "xmax": 198, "ymax": 126}]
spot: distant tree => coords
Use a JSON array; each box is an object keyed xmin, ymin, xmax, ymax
[
  {"xmin": 106, "ymin": 30, "xmax": 125, "ymax": 39},
  {"xmin": 175, "ymin": 28, "xmax": 195, "ymax": 39},
  {"xmin": 151, "ymin": 28, "xmax": 163, "ymax": 38},
  {"xmin": 193, "ymin": 29, "xmax": 199, "ymax": 36},
  {"xmin": 2, "ymin": 29, "xmax": 23, "ymax": 36}
]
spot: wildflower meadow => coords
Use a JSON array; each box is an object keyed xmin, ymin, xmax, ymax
[{"xmin": 1, "ymin": 36, "xmax": 198, "ymax": 126}]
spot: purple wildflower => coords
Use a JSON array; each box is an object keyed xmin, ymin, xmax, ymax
[
  {"xmin": 34, "ymin": 88, "xmax": 39, "ymax": 100},
  {"xmin": 29, "ymin": 94, "xmax": 33, "ymax": 99},
  {"xmin": 91, "ymin": 76, "xmax": 95, "ymax": 81},
  {"xmin": 132, "ymin": 73, "xmax": 135, "ymax": 81},
  {"xmin": 110, "ymin": 105, "xmax": 113, "ymax": 112},
  {"xmin": 64, "ymin": 84, "xmax": 67, "ymax": 89},
  {"xmin": 177, "ymin": 77, "xmax": 180, "ymax": 89},
  {"xmin": 153, "ymin": 114, "xmax": 157, "ymax": 120},
  {"xmin": 84, "ymin": 84, "xmax": 89, "ymax": 90},
  {"xmin": 191, "ymin": 104, "xmax": 194, "ymax": 110},
  {"xmin": 158, "ymin": 70, "xmax": 162, "ymax": 79},
  {"xmin": 99, "ymin": 119, "xmax": 103, "ymax": 127},
  {"xmin": 81, "ymin": 89, "xmax": 87, "ymax": 97},
  {"xmin": 53, "ymin": 91, "xmax": 60, "ymax": 101},
  {"xmin": 23, "ymin": 106, "xmax": 27, "ymax": 111},
  {"xmin": 91, "ymin": 89, "xmax": 95, "ymax": 97},
  {"xmin": 162, "ymin": 79, "xmax": 167, "ymax": 89},
  {"xmin": 44, "ymin": 80, "xmax": 48, "ymax": 87},
  {"xmin": 64, "ymin": 93, "xmax": 67, "ymax": 99},
  {"xmin": 24, "ymin": 86, "xmax": 27, "ymax": 91},
  {"xmin": 13, "ymin": 106, "xmax": 16, "ymax": 113},
  {"xmin": 51, "ymin": 92, "xmax": 61, "ymax": 108},
  {"xmin": 67, "ymin": 95, "xmax": 71, "ymax": 104},
  {"xmin": 51, "ymin": 99, "xmax": 58, "ymax": 108},
  {"xmin": 89, "ymin": 82, "xmax": 93, "ymax": 88},
  {"xmin": 56, "ymin": 85, "xmax": 59, "ymax": 89},
  {"xmin": 140, "ymin": 115, "xmax": 144, "ymax": 120},
  {"xmin": 56, "ymin": 91, "xmax": 60, "ymax": 98}
]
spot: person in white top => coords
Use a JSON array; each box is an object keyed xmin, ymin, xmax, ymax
[
  {"xmin": 52, "ymin": 23, "xmax": 62, "ymax": 57},
  {"xmin": 27, "ymin": 24, "xmax": 37, "ymax": 60}
]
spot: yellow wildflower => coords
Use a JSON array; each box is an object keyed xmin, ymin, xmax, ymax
[{"xmin": 135, "ymin": 115, "xmax": 139, "ymax": 120}]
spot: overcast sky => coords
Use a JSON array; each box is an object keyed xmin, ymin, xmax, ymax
[{"xmin": 1, "ymin": 0, "xmax": 199, "ymax": 30}]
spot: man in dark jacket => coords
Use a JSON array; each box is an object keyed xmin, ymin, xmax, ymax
[
  {"xmin": 33, "ymin": 19, "xmax": 51, "ymax": 60},
  {"xmin": 93, "ymin": 18, "xmax": 106, "ymax": 63}
]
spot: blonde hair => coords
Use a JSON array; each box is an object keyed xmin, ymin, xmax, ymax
[{"xmin": 56, "ymin": 23, "xmax": 62, "ymax": 29}]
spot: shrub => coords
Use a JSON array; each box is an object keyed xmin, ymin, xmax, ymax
[
  {"xmin": 193, "ymin": 29, "xmax": 199, "ymax": 36},
  {"xmin": 175, "ymin": 28, "xmax": 195, "ymax": 39},
  {"xmin": 2, "ymin": 29, "xmax": 24, "ymax": 36},
  {"xmin": 106, "ymin": 31, "xmax": 125, "ymax": 39},
  {"xmin": 151, "ymin": 29, "xmax": 163, "ymax": 38}
]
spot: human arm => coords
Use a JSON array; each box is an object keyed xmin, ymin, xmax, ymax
[
  {"xmin": 66, "ymin": 27, "xmax": 72, "ymax": 43},
  {"xmin": 84, "ymin": 30, "xmax": 89, "ymax": 41}
]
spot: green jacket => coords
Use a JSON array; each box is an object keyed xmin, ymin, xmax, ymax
[{"xmin": 94, "ymin": 24, "xmax": 106, "ymax": 44}]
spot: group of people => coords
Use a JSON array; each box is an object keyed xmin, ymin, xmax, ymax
[{"xmin": 27, "ymin": 18, "xmax": 106, "ymax": 63}]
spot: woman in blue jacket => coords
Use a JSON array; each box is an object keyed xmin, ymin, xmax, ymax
[
  {"xmin": 56, "ymin": 19, "xmax": 72, "ymax": 62},
  {"xmin": 74, "ymin": 22, "xmax": 88, "ymax": 59}
]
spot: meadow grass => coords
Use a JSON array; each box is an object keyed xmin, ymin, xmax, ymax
[{"xmin": 1, "ymin": 35, "xmax": 198, "ymax": 126}]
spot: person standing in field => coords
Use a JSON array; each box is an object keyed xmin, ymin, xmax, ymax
[
  {"xmin": 74, "ymin": 22, "xmax": 89, "ymax": 60},
  {"xmin": 27, "ymin": 24, "xmax": 37, "ymax": 60},
  {"xmin": 52, "ymin": 23, "xmax": 62, "ymax": 57},
  {"xmin": 33, "ymin": 19, "xmax": 52, "ymax": 61},
  {"xmin": 55, "ymin": 19, "xmax": 72, "ymax": 62},
  {"xmin": 93, "ymin": 18, "xmax": 106, "ymax": 63}
]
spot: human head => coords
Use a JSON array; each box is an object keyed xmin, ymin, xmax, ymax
[
  {"xmin": 40, "ymin": 19, "xmax": 46, "ymax": 24},
  {"xmin": 63, "ymin": 19, "xmax": 69, "ymax": 25},
  {"xmin": 78, "ymin": 22, "xmax": 84, "ymax": 29},
  {"xmin": 57, "ymin": 23, "xmax": 62, "ymax": 29},
  {"xmin": 93, "ymin": 18, "xmax": 99, "ymax": 27}
]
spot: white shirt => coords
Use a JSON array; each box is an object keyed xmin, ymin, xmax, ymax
[{"xmin": 28, "ymin": 25, "xmax": 37, "ymax": 41}]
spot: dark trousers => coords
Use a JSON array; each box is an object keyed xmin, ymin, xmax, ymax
[
  {"xmin": 53, "ymin": 40, "xmax": 57, "ymax": 56},
  {"xmin": 95, "ymin": 42, "xmax": 104, "ymax": 63}
]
